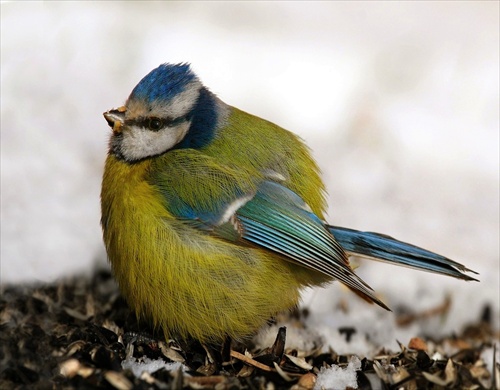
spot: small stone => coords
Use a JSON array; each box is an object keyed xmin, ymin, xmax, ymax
[
  {"xmin": 297, "ymin": 372, "xmax": 316, "ymax": 389},
  {"xmin": 408, "ymin": 337, "xmax": 427, "ymax": 351}
]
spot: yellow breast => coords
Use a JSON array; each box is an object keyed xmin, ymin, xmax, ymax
[{"xmin": 100, "ymin": 155, "xmax": 321, "ymax": 342}]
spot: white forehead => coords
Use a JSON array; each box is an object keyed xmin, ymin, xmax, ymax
[{"xmin": 126, "ymin": 79, "xmax": 203, "ymax": 119}]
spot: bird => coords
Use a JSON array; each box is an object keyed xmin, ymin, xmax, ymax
[{"xmin": 101, "ymin": 63, "xmax": 477, "ymax": 343}]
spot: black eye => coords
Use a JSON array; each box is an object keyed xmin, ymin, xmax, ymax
[{"xmin": 147, "ymin": 117, "xmax": 164, "ymax": 131}]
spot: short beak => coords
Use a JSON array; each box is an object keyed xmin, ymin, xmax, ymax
[{"xmin": 103, "ymin": 106, "xmax": 127, "ymax": 134}]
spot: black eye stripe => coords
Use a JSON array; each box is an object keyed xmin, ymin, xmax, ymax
[{"xmin": 125, "ymin": 114, "xmax": 191, "ymax": 131}]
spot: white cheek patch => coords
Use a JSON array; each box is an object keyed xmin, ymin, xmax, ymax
[{"xmin": 120, "ymin": 122, "xmax": 191, "ymax": 160}]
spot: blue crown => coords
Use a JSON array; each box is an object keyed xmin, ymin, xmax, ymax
[{"xmin": 129, "ymin": 63, "xmax": 197, "ymax": 104}]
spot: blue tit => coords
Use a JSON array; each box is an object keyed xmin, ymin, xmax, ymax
[{"xmin": 101, "ymin": 63, "xmax": 477, "ymax": 343}]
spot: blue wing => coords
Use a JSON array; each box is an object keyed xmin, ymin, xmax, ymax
[{"xmin": 236, "ymin": 182, "xmax": 385, "ymax": 301}]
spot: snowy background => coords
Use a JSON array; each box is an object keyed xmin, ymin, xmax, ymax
[{"xmin": 1, "ymin": 2, "xmax": 498, "ymax": 351}]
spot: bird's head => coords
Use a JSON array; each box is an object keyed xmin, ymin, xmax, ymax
[{"xmin": 104, "ymin": 63, "xmax": 225, "ymax": 162}]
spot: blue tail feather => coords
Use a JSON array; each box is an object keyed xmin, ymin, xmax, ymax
[{"xmin": 327, "ymin": 226, "xmax": 478, "ymax": 281}]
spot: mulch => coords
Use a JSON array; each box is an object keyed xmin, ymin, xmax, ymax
[{"xmin": 1, "ymin": 269, "xmax": 497, "ymax": 389}]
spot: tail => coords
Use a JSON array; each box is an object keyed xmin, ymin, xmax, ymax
[{"xmin": 327, "ymin": 226, "xmax": 478, "ymax": 281}]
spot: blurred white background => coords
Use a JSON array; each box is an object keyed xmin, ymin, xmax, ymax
[{"xmin": 1, "ymin": 2, "xmax": 498, "ymax": 345}]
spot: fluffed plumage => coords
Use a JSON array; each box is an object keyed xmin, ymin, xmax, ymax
[{"xmin": 101, "ymin": 63, "xmax": 477, "ymax": 343}]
